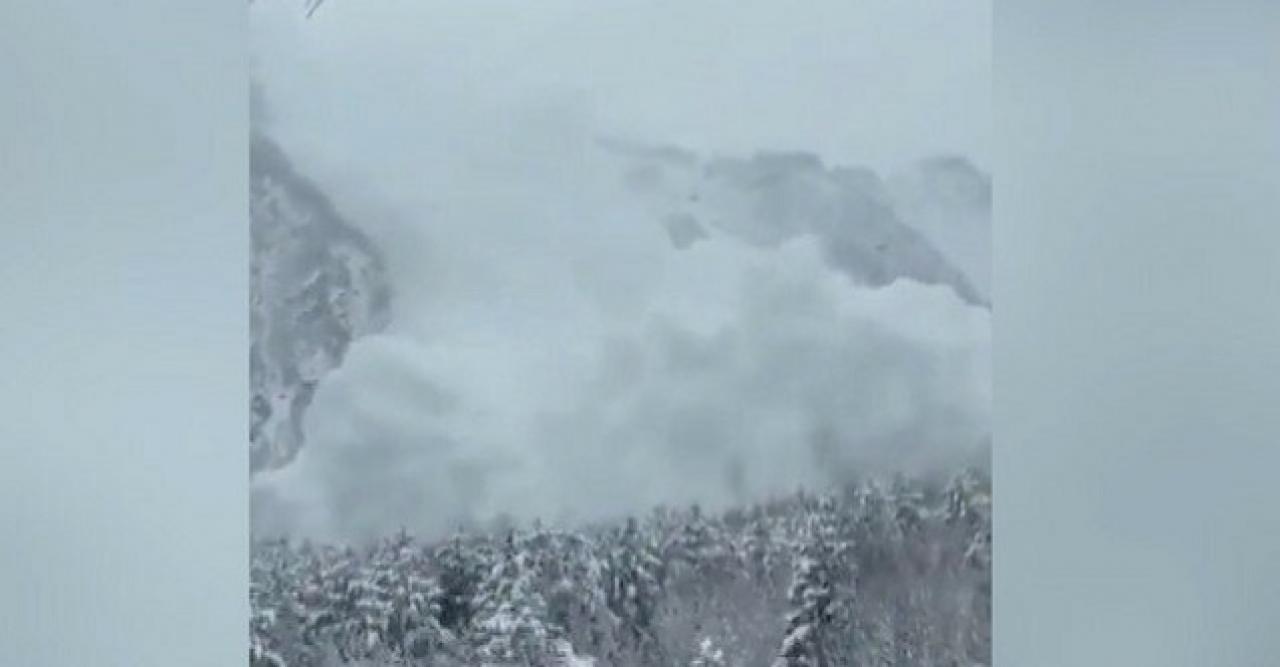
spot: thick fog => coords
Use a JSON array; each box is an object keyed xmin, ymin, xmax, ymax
[{"xmin": 249, "ymin": 0, "xmax": 991, "ymax": 543}]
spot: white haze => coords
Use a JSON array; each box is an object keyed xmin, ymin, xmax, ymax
[{"xmin": 249, "ymin": 0, "xmax": 992, "ymax": 543}]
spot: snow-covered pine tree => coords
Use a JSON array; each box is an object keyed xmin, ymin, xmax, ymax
[
  {"xmin": 774, "ymin": 543, "xmax": 834, "ymax": 666},
  {"xmin": 527, "ymin": 528, "xmax": 614, "ymax": 661},
  {"xmin": 602, "ymin": 517, "xmax": 665, "ymax": 664},
  {"xmin": 772, "ymin": 506, "xmax": 855, "ymax": 667},
  {"xmin": 433, "ymin": 534, "xmax": 488, "ymax": 633},
  {"xmin": 471, "ymin": 532, "xmax": 559, "ymax": 665},
  {"xmin": 741, "ymin": 511, "xmax": 785, "ymax": 587}
]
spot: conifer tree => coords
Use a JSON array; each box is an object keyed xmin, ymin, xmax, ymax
[{"xmin": 472, "ymin": 532, "xmax": 559, "ymax": 665}]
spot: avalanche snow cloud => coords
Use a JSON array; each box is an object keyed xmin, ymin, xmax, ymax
[
  {"xmin": 248, "ymin": 0, "xmax": 991, "ymax": 543},
  {"xmin": 250, "ymin": 137, "xmax": 991, "ymax": 543}
]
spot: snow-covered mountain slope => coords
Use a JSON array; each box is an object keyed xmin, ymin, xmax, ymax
[
  {"xmin": 603, "ymin": 141, "xmax": 990, "ymax": 308},
  {"xmin": 250, "ymin": 132, "xmax": 392, "ymax": 472},
  {"xmin": 886, "ymin": 156, "xmax": 992, "ymax": 301}
]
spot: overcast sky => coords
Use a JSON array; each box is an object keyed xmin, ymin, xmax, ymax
[{"xmin": 249, "ymin": 0, "xmax": 992, "ymax": 543}]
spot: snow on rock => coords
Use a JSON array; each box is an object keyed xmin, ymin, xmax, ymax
[{"xmin": 250, "ymin": 132, "xmax": 392, "ymax": 471}]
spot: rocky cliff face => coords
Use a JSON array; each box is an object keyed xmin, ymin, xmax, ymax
[{"xmin": 250, "ymin": 133, "xmax": 391, "ymax": 472}]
